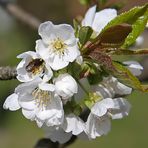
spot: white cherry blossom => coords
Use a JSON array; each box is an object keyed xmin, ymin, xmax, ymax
[
  {"xmin": 82, "ymin": 5, "xmax": 117, "ymax": 35},
  {"xmin": 85, "ymin": 97, "xmax": 131, "ymax": 139},
  {"xmin": 17, "ymin": 51, "xmax": 53, "ymax": 82},
  {"xmin": 91, "ymin": 76, "xmax": 132, "ymax": 99},
  {"xmin": 3, "ymin": 78, "xmax": 64, "ymax": 127},
  {"xmin": 36, "ymin": 21, "xmax": 80, "ymax": 70},
  {"xmin": 86, "ymin": 113, "xmax": 111, "ymax": 139},
  {"xmin": 54, "ymin": 73, "xmax": 78, "ymax": 100}
]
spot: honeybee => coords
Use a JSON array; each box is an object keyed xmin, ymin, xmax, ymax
[{"xmin": 26, "ymin": 59, "xmax": 44, "ymax": 74}]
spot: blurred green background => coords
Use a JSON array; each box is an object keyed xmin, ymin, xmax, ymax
[{"xmin": 0, "ymin": 0, "xmax": 148, "ymax": 148}]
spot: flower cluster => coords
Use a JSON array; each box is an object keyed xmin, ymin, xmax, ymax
[{"xmin": 3, "ymin": 5, "xmax": 147, "ymax": 144}]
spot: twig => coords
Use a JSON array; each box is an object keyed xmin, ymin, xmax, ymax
[
  {"xmin": 0, "ymin": 66, "xmax": 17, "ymax": 80},
  {"xmin": 0, "ymin": 0, "xmax": 41, "ymax": 29}
]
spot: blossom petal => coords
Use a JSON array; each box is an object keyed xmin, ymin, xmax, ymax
[
  {"xmin": 92, "ymin": 9, "xmax": 117, "ymax": 34},
  {"xmin": 43, "ymin": 63, "xmax": 53, "ymax": 82},
  {"xmin": 92, "ymin": 84, "xmax": 115, "ymax": 99},
  {"xmin": 37, "ymin": 95, "xmax": 64, "ymax": 126},
  {"xmin": 91, "ymin": 98, "xmax": 115, "ymax": 117},
  {"xmin": 17, "ymin": 51, "xmax": 39, "ymax": 59},
  {"xmin": 62, "ymin": 114, "xmax": 85, "ymax": 135},
  {"xmin": 35, "ymin": 39, "xmax": 51, "ymax": 60},
  {"xmin": 48, "ymin": 55, "xmax": 69, "ymax": 70},
  {"xmin": 86, "ymin": 114, "xmax": 111, "ymax": 139},
  {"xmin": 35, "ymin": 118, "xmax": 44, "ymax": 128},
  {"xmin": 22, "ymin": 109, "xmax": 36, "ymax": 120},
  {"xmin": 44, "ymin": 126, "xmax": 72, "ymax": 144},
  {"xmin": 38, "ymin": 21, "xmax": 56, "ymax": 44},
  {"xmin": 19, "ymin": 94, "xmax": 36, "ymax": 111},
  {"xmin": 3, "ymin": 93, "xmax": 20, "ymax": 111},
  {"xmin": 15, "ymin": 78, "xmax": 42, "ymax": 94},
  {"xmin": 110, "ymin": 77, "xmax": 132, "ymax": 95},
  {"xmin": 55, "ymin": 24, "xmax": 76, "ymax": 44},
  {"xmin": 111, "ymin": 98, "xmax": 131, "ymax": 119},
  {"xmin": 54, "ymin": 73, "xmax": 78, "ymax": 99},
  {"xmin": 64, "ymin": 45, "xmax": 80, "ymax": 62},
  {"xmin": 82, "ymin": 5, "xmax": 96, "ymax": 27},
  {"xmin": 38, "ymin": 83, "xmax": 55, "ymax": 91},
  {"xmin": 17, "ymin": 57, "xmax": 33, "ymax": 82}
]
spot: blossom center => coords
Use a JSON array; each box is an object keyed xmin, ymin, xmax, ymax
[
  {"xmin": 89, "ymin": 92, "xmax": 102, "ymax": 103},
  {"xmin": 32, "ymin": 88, "xmax": 51, "ymax": 108},
  {"xmin": 26, "ymin": 59, "xmax": 44, "ymax": 75},
  {"xmin": 51, "ymin": 38, "xmax": 67, "ymax": 55}
]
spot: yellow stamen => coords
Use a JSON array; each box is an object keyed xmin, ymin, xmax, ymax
[
  {"xmin": 51, "ymin": 38, "xmax": 67, "ymax": 55},
  {"xmin": 32, "ymin": 88, "xmax": 51, "ymax": 109}
]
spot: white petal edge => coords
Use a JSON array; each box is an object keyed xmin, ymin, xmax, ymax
[
  {"xmin": 82, "ymin": 5, "xmax": 96, "ymax": 27},
  {"xmin": 3, "ymin": 93, "xmax": 20, "ymax": 111}
]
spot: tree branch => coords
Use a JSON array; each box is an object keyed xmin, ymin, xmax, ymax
[{"xmin": 0, "ymin": 66, "xmax": 17, "ymax": 80}]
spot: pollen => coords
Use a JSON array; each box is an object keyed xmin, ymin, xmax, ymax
[
  {"xmin": 51, "ymin": 38, "xmax": 67, "ymax": 55},
  {"xmin": 32, "ymin": 88, "xmax": 51, "ymax": 109}
]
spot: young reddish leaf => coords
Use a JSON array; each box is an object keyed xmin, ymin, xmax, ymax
[
  {"xmin": 97, "ymin": 23, "xmax": 132, "ymax": 47},
  {"xmin": 89, "ymin": 50, "xmax": 116, "ymax": 72},
  {"xmin": 83, "ymin": 24, "xmax": 132, "ymax": 54}
]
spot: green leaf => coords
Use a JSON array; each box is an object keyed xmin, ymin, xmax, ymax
[
  {"xmin": 101, "ymin": 4, "xmax": 148, "ymax": 48},
  {"xmin": 112, "ymin": 61, "xmax": 148, "ymax": 92},
  {"xmin": 103, "ymin": 4, "xmax": 148, "ymax": 31},
  {"xmin": 79, "ymin": 26, "xmax": 93, "ymax": 46},
  {"xmin": 122, "ymin": 9, "xmax": 148, "ymax": 48},
  {"xmin": 68, "ymin": 62, "xmax": 82, "ymax": 79}
]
